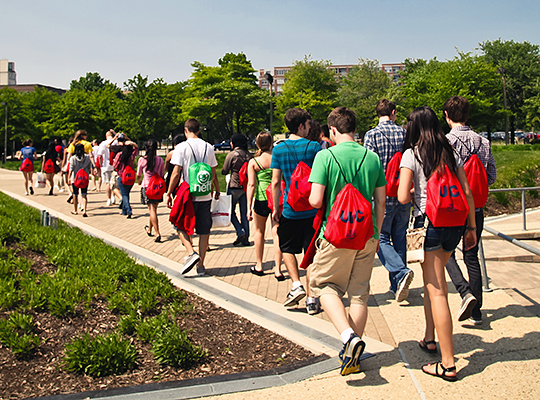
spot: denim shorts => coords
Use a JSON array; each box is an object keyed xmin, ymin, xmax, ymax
[{"xmin": 414, "ymin": 216, "xmax": 464, "ymax": 253}]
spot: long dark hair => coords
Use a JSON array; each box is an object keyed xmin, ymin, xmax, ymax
[
  {"xmin": 120, "ymin": 144, "xmax": 133, "ymax": 165},
  {"xmin": 403, "ymin": 106, "xmax": 458, "ymax": 178},
  {"xmin": 45, "ymin": 141, "xmax": 57, "ymax": 161},
  {"xmin": 144, "ymin": 139, "xmax": 158, "ymax": 173},
  {"xmin": 74, "ymin": 143, "xmax": 85, "ymax": 159}
]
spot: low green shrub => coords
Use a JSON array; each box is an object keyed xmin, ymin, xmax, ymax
[
  {"xmin": 0, "ymin": 312, "xmax": 40, "ymax": 356},
  {"xmin": 136, "ymin": 312, "xmax": 172, "ymax": 343},
  {"xmin": 63, "ymin": 333, "xmax": 137, "ymax": 377},
  {"xmin": 152, "ymin": 325, "xmax": 206, "ymax": 368}
]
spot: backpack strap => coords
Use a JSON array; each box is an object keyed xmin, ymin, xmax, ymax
[
  {"xmin": 453, "ymin": 135, "xmax": 477, "ymax": 158},
  {"xmin": 186, "ymin": 141, "xmax": 208, "ymax": 164},
  {"xmin": 327, "ymin": 146, "xmax": 368, "ymax": 184},
  {"xmin": 254, "ymin": 158, "xmax": 264, "ymax": 171}
]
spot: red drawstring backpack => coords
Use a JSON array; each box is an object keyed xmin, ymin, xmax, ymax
[
  {"xmin": 455, "ymin": 137, "xmax": 488, "ymax": 208},
  {"xmin": 324, "ymin": 149, "xmax": 374, "ymax": 250},
  {"xmin": 146, "ymin": 174, "xmax": 166, "ymax": 200},
  {"xmin": 266, "ymin": 180, "xmax": 285, "ymax": 212},
  {"xmin": 74, "ymin": 168, "xmax": 89, "ymax": 188},
  {"xmin": 20, "ymin": 158, "xmax": 34, "ymax": 172},
  {"xmin": 238, "ymin": 161, "xmax": 248, "ymax": 191},
  {"xmin": 43, "ymin": 159, "xmax": 55, "ymax": 174},
  {"xmin": 121, "ymin": 165, "xmax": 136, "ymax": 185},
  {"xmin": 286, "ymin": 142, "xmax": 316, "ymax": 212},
  {"xmin": 373, "ymin": 131, "xmax": 402, "ymax": 197},
  {"xmin": 95, "ymin": 155, "xmax": 101, "ymax": 169},
  {"xmin": 425, "ymin": 164, "xmax": 469, "ymax": 227}
]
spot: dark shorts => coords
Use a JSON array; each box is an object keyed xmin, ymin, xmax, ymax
[
  {"xmin": 140, "ymin": 187, "xmax": 162, "ymax": 205},
  {"xmin": 72, "ymin": 184, "xmax": 88, "ymax": 196},
  {"xmin": 278, "ymin": 215, "xmax": 315, "ymax": 254},
  {"xmin": 415, "ymin": 216, "xmax": 464, "ymax": 253},
  {"xmin": 193, "ymin": 200, "xmax": 212, "ymax": 235},
  {"xmin": 254, "ymin": 199, "xmax": 271, "ymax": 218}
]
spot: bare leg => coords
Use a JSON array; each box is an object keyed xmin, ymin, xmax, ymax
[
  {"xmin": 348, "ymin": 303, "xmax": 369, "ymax": 338},
  {"xmin": 72, "ymin": 194, "xmax": 79, "ymax": 214},
  {"xmin": 253, "ymin": 214, "xmax": 267, "ymax": 272},
  {"xmin": 23, "ymin": 172, "xmax": 29, "ymax": 193},
  {"xmin": 177, "ymin": 230, "xmax": 194, "ymax": 254},
  {"xmin": 199, "ymin": 234, "xmax": 209, "ymax": 266},
  {"xmin": 81, "ymin": 195, "xmax": 88, "ymax": 215},
  {"xmin": 421, "ymin": 249, "xmax": 457, "ymax": 376},
  {"xmin": 270, "ymin": 218, "xmax": 283, "ymax": 276},
  {"xmin": 149, "ymin": 203, "xmax": 160, "ymax": 237},
  {"xmin": 320, "ymin": 294, "xmax": 368, "ymax": 337},
  {"xmin": 283, "ymin": 253, "xmax": 299, "ymax": 281}
]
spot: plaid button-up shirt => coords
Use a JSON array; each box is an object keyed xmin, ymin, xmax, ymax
[
  {"xmin": 447, "ymin": 125, "xmax": 497, "ymax": 210},
  {"xmin": 364, "ymin": 120, "xmax": 406, "ymax": 207}
]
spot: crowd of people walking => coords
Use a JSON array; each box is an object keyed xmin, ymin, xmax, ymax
[{"xmin": 15, "ymin": 95, "xmax": 495, "ymax": 381}]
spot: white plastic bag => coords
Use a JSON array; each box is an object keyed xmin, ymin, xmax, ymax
[
  {"xmin": 36, "ymin": 173, "xmax": 46, "ymax": 189},
  {"xmin": 211, "ymin": 194, "xmax": 232, "ymax": 228}
]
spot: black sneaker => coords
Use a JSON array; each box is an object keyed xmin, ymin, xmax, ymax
[
  {"xmin": 29, "ymin": 187, "xmax": 34, "ymax": 195},
  {"xmin": 306, "ymin": 301, "xmax": 321, "ymax": 315},
  {"xmin": 233, "ymin": 234, "xmax": 246, "ymax": 247},
  {"xmin": 284, "ymin": 285, "xmax": 306, "ymax": 307},
  {"xmin": 458, "ymin": 293, "xmax": 477, "ymax": 322},
  {"xmin": 339, "ymin": 334, "xmax": 365, "ymax": 376}
]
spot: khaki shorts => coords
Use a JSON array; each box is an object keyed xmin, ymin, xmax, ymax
[{"xmin": 309, "ymin": 237, "xmax": 378, "ymax": 305}]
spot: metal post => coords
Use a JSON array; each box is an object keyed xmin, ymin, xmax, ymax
[
  {"xmin": 0, "ymin": 102, "xmax": 6, "ymax": 164},
  {"xmin": 478, "ymin": 238, "xmax": 492, "ymax": 292},
  {"xmin": 522, "ymin": 189, "xmax": 527, "ymax": 231}
]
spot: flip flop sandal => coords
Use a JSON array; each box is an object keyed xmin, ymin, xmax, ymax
[
  {"xmin": 144, "ymin": 225, "xmax": 154, "ymax": 237},
  {"xmin": 419, "ymin": 339, "xmax": 438, "ymax": 354},
  {"xmin": 422, "ymin": 362, "xmax": 458, "ymax": 382},
  {"xmin": 274, "ymin": 274, "xmax": 286, "ymax": 282},
  {"xmin": 250, "ymin": 267, "xmax": 264, "ymax": 276}
]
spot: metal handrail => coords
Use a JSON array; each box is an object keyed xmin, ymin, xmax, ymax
[{"xmin": 489, "ymin": 186, "xmax": 540, "ymax": 230}]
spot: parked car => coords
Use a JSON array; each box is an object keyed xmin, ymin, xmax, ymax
[{"xmin": 213, "ymin": 140, "xmax": 231, "ymax": 151}]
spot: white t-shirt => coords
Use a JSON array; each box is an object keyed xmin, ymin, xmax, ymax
[
  {"xmin": 400, "ymin": 148, "xmax": 463, "ymax": 216},
  {"xmin": 96, "ymin": 139, "xmax": 117, "ymax": 172},
  {"xmin": 171, "ymin": 137, "xmax": 218, "ymax": 202}
]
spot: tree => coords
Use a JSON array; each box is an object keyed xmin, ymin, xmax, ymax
[
  {"xmin": 275, "ymin": 56, "xmax": 338, "ymax": 131},
  {"xmin": 20, "ymin": 87, "xmax": 61, "ymax": 142},
  {"xmin": 182, "ymin": 53, "xmax": 269, "ymax": 141},
  {"xmin": 338, "ymin": 59, "xmax": 392, "ymax": 136},
  {"xmin": 117, "ymin": 74, "xmax": 176, "ymax": 142},
  {"xmin": 70, "ymin": 72, "xmax": 118, "ymax": 92},
  {"xmin": 399, "ymin": 52, "xmax": 501, "ymax": 132},
  {"xmin": 480, "ymin": 39, "xmax": 540, "ymax": 141},
  {"xmin": 0, "ymin": 87, "xmax": 36, "ymax": 149}
]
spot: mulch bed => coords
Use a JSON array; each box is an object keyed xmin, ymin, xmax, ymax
[{"xmin": 0, "ymin": 245, "xmax": 314, "ymax": 399}]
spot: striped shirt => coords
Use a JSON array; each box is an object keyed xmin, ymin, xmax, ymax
[
  {"xmin": 447, "ymin": 126, "xmax": 497, "ymax": 211},
  {"xmin": 364, "ymin": 120, "xmax": 406, "ymax": 207},
  {"xmin": 270, "ymin": 138, "xmax": 321, "ymax": 219}
]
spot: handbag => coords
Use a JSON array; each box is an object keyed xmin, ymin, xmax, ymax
[
  {"xmin": 211, "ymin": 194, "xmax": 232, "ymax": 228},
  {"xmin": 36, "ymin": 173, "xmax": 46, "ymax": 189},
  {"xmin": 406, "ymin": 204, "xmax": 428, "ymax": 264}
]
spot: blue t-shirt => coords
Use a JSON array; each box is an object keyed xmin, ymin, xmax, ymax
[
  {"xmin": 21, "ymin": 146, "xmax": 36, "ymax": 161},
  {"xmin": 270, "ymin": 138, "xmax": 322, "ymax": 219}
]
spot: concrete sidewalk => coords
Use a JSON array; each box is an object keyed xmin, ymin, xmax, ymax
[{"xmin": 1, "ymin": 168, "xmax": 540, "ymax": 399}]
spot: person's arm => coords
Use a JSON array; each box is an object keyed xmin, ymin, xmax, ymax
[
  {"xmin": 457, "ymin": 166, "xmax": 477, "ymax": 251},
  {"xmin": 271, "ymin": 168, "xmax": 282, "ymax": 224},
  {"xmin": 397, "ymin": 168, "xmax": 414, "ymax": 204},
  {"xmin": 164, "ymin": 151, "xmax": 173, "ymax": 177},
  {"xmin": 41, "ymin": 154, "xmax": 45, "ymax": 173},
  {"xmin": 309, "ymin": 182, "xmax": 325, "ymax": 209},
  {"xmin": 166, "ymin": 165, "xmax": 181, "ymax": 208},
  {"xmin": 373, "ymin": 185, "xmax": 386, "ymax": 252},
  {"xmin": 246, "ymin": 159, "xmax": 257, "ymax": 221},
  {"xmin": 212, "ymin": 166, "xmax": 220, "ymax": 199},
  {"xmin": 221, "ymin": 152, "xmax": 232, "ymax": 175}
]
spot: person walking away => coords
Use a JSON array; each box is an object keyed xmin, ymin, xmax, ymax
[
  {"xmin": 65, "ymin": 131, "xmax": 98, "ymax": 203},
  {"xmin": 61, "ymin": 137, "xmax": 74, "ymax": 202},
  {"xmin": 18, "ymin": 139, "xmax": 37, "ymax": 195},
  {"xmin": 54, "ymin": 138, "xmax": 65, "ymax": 191},
  {"xmin": 97, "ymin": 130, "xmax": 117, "ymax": 206},
  {"xmin": 68, "ymin": 144, "xmax": 91, "ymax": 217},
  {"xmin": 165, "ymin": 134, "xmax": 186, "ymax": 192},
  {"xmin": 91, "ymin": 139, "xmax": 102, "ymax": 192},
  {"xmin": 41, "ymin": 141, "xmax": 61, "ymax": 195},
  {"xmin": 398, "ymin": 106, "xmax": 477, "ymax": 381},
  {"xmin": 112, "ymin": 134, "xmax": 138, "ymax": 218},
  {"xmin": 246, "ymin": 131, "xmax": 284, "ymax": 279},
  {"xmin": 137, "ymin": 139, "xmax": 165, "ymax": 242},
  {"xmin": 364, "ymin": 99, "xmax": 414, "ymax": 302},
  {"xmin": 271, "ymin": 108, "xmax": 322, "ymax": 314},
  {"xmin": 308, "ymin": 107, "xmax": 386, "ymax": 375},
  {"xmin": 166, "ymin": 118, "xmax": 220, "ymax": 276},
  {"xmin": 222, "ymin": 133, "xmax": 252, "ymax": 246},
  {"xmin": 443, "ymin": 96, "xmax": 497, "ymax": 325}
]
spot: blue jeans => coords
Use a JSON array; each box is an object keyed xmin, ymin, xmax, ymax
[
  {"xmin": 228, "ymin": 187, "xmax": 249, "ymax": 238},
  {"xmin": 377, "ymin": 201, "xmax": 412, "ymax": 293},
  {"xmin": 117, "ymin": 177, "xmax": 133, "ymax": 216}
]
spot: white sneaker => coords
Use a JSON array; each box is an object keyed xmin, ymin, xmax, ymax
[
  {"xmin": 182, "ymin": 252, "xmax": 200, "ymax": 274},
  {"xmin": 106, "ymin": 199, "xmax": 111, "ymax": 206},
  {"xmin": 54, "ymin": 185, "xmax": 60, "ymax": 190},
  {"xmin": 111, "ymin": 196, "xmax": 116, "ymax": 205},
  {"xmin": 59, "ymin": 188, "xmax": 65, "ymax": 192},
  {"xmin": 25, "ymin": 191, "xmax": 29, "ymax": 196}
]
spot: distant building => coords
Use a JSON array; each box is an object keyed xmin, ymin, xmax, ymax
[
  {"xmin": 0, "ymin": 60, "xmax": 17, "ymax": 85},
  {"xmin": 0, "ymin": 84, "xmax": 66, "ymax": 95},
  {"xmin": 259, "ymin": 62, "xmax": 405, "ymax": 93}
]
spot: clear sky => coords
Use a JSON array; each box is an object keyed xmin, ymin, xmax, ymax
[{"xmin": 1, "ymin": 0, "xmax": 539, "ymax": 90}]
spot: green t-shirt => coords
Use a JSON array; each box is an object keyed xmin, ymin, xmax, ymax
[{"xmin": 309, "ymin": 141, "xmax": 386, "ymax": 240}]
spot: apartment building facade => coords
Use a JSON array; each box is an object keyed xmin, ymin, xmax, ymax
[{"xmin": 0, "ymin": 60, "xmax": 17, "ymax": 85}]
